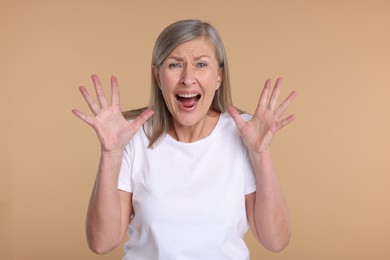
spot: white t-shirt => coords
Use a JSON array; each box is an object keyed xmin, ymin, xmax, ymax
[{"xmin": 118, "ymin": 112, "xmax": 256, "ymax": 260}]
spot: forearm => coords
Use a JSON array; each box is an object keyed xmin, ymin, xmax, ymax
[
  {"xmin": 249, "ymin": 150, "xmax": 291, "ymax": 252},
  {"xmin": 86, "ymin": 150, "xmax": 125, "ymax": 254}
]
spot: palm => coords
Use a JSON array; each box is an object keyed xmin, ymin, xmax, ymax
[
  {"xmin": 72, "ymin": 75, "xmax": 154, "ymax": 152},
  {"xmin": 228, "ymin": 78, "xmax": 297, "ymax": 153},
  {"xmin": 88, "ymin": 104, "xmax": 138, "ymax": 152}
]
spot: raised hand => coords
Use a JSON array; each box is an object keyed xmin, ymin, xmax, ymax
[
  {"xmin": 228, "ymin": 77, "xmax": 297, "ymax": 154},
  {"xmin": 72, "ymin": 74, "xmax": 154, "ymax": 152}
]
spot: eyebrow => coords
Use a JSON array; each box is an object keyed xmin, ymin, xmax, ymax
[
  {"xmin": 194, "ymin": 55, "xmax": 211, "ymax": 60},
  {"xmin": 166, "ymin": 54, "xmax": 211, "ymax": 61}
]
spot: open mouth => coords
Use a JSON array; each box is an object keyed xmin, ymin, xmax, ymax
[{"xmin": 176, "ymin": 93, "xmax": 201, "ymax": 109}]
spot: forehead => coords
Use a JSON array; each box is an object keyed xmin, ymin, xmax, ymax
[{"xmin": 169, "ymin": 37, "xmax": 217, "ymax": 58}]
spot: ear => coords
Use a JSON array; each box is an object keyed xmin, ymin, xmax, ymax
[
  {"xmin": 216, "ymin": 69, "xmax": 223, "ymax": 90},
  {"xmin": 153, "ymin": 66, "xmax": 161, "ymax": 88}
]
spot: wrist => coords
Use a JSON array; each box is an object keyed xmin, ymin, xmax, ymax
[
  {"xmin": 248, "ymin": 146, "xmax": 271, "ymax": 157},
  {"xmin": 248, "ymin": 147, "xmax": 273, "ymax": 167},
  {"xmin": 100, "ymin": 148, "xmax": 125, "ymax": 158}
]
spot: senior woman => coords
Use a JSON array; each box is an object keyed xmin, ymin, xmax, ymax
[{"xmin": 72, "ymin": 19, "xmax": 297, "ymax": 259}]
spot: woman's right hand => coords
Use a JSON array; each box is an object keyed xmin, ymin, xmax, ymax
[{"xmin": 72, "ymin": 74, "xmax": 154, "ymax": 153}]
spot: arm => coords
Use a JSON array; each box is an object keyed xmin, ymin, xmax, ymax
[
  {"xmin": 72, "ymin": 75, "xmax": 153, "ymax": 254},
  {"xmin": 85, "ymin": 150, "xmax": 132, "ymax": 254},
  {"xmin": 228, "ymin": 77, "xmax": 296, "ymax": 252},
  {"xmin": 244, "ymin": 153, "xmax": 291, "ymax": 252}
]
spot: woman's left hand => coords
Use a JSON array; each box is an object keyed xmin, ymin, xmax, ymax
[{"xmin": 228, "ymin": 77, "xmax": 297, "ymax": 154}]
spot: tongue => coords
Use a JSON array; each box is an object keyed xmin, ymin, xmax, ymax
[{"xmin": 181, "ymin": 97, "xmax": 198, "ymax": 108}]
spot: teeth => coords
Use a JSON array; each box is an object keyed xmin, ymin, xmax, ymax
[{"xmin": 178, "ymin": 93, "xmax": 198, "ymax": 98}]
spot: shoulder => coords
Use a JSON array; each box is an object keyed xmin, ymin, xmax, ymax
[
  {"xmin": 240, "ymin": 113, "xmax": 252, "ymax": 121},
  {"xmin": 216, "ymin": 112, "xmax": 248, "ymax": 140},
  {"xmin": 219, "ymin": 112, "xmax": 252, "ymax": 125}
]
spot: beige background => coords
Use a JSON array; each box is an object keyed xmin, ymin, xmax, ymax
[{"xmin": 1, "ymin": 0, "xmax": 390, "ymax": 259}]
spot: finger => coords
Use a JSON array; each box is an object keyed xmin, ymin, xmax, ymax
[
  {"xmin": 228, "ymin": 106, "xmax": 245, "ymax": 129},
  {"xmin": 111, "ymin": 76, "xmax": 120, "ymax": 107},
  {"xmin": 274, "ymin": 91, "xmax": 297, "ymax": 118},
  {"xmin": 79, "ymin": 86, "xmax": 100, "ymax": 115},
  {"xmin": 91, "ymin": 74, "xmax": 108, "ymax": 108},
  {"xmin": 72, "ymin": 109, "xmax": 95, "ymax": 126},
  {"xmin": 268, "ymin": 77, "xmax": 283, "ymax": 110},
  {"xmin": 275, "ymin": 114, "xmax": 296, "ymax": 131},
  {"xmin": 131, "ymin": 109, "xmax": 155, "ymax": 130},
  {"xmin": 258, "ymin": 79, "xmax": 271, "ymax": 109}
]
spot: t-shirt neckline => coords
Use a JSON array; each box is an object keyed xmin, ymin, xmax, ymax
[{"xmin": 164, "ymin": 112, "xmax": 225, "ymax": 146}]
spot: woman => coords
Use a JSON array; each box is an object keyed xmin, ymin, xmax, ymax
[{"xmin": 72, "ymin": 19, "xmax": 297, "ymax": 259}]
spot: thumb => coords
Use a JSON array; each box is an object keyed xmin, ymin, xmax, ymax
[
  {"xmin": 131, "ymin": 109, "xmax": 155, "ymax": 130},
  {"xmin": 228, "ymin": 106, "xmax": 245, "ymax": 129}
]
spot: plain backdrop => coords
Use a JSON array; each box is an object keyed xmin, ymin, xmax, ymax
[{"xmin": 1, "ymin": 0, "xmax": 390, "ymax": 259}]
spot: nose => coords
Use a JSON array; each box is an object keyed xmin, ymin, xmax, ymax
[{"xmin": 180, "ymin": 66, "xmax": 196, "ymax": 87}]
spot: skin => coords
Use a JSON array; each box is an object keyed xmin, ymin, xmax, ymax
[
  {"xmin": 229, "ymin": 77, "xmax": 297, "ymax": 252},
  {"xmin": 72, "ymin": 75, "xmax": 153, "ymax": 254},
  {"xmin": 72, "ymin": 38, "xmax": 297, "ymax": 254},
  {"xmin": 154, "ymin": 37, "xmax": 222, "ymax": 142}
]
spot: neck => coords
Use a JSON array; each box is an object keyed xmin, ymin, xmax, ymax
[{"xmin": 169, "ymin": 111, "xmax": 220, "ymax": 143}]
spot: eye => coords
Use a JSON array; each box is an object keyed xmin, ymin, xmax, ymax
[
  {"xmin": 168, "ymin": 63, "xmax": 182, "ymax": 69},
  {"xmin": 197, "ymin": 62, "xmax": 208, "ymax": 68}
]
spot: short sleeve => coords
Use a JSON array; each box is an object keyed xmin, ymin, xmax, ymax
[
  {"xmin": 241, "ymin": 113, "xmax": 257, "ymax": 195},
  {"xmin": 244, "ymin": 151, "xmax": 257, "ymax": 194},
  {"xmin": 118, "ymin": 143, "xmax": 134, "ymax": 193}
]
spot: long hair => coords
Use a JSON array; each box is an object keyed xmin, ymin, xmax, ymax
[{"xmin": 123, "ymin": 19, "xmax": 234, "ymax": 148}]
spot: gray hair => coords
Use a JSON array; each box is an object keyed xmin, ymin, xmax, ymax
[{"xmin": 124, "ymin": 19, "xmax": 233, "ymax": 148}]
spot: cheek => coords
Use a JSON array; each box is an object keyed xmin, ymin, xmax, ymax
[
  {"xmin": 159, "ymin": 73, "xmax": 178, "ymax": 90},
  {"xmin": 205, "ymin": 76, "xmax": 220, "ymax": 92},
  {"xmin": 158, "ymin": 76, "xmax": 176, "ymax": 106}
]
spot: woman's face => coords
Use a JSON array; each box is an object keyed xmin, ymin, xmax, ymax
[{"xmin": 155, "ymin": 37, "xmax": 222, "ymax": 128}]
